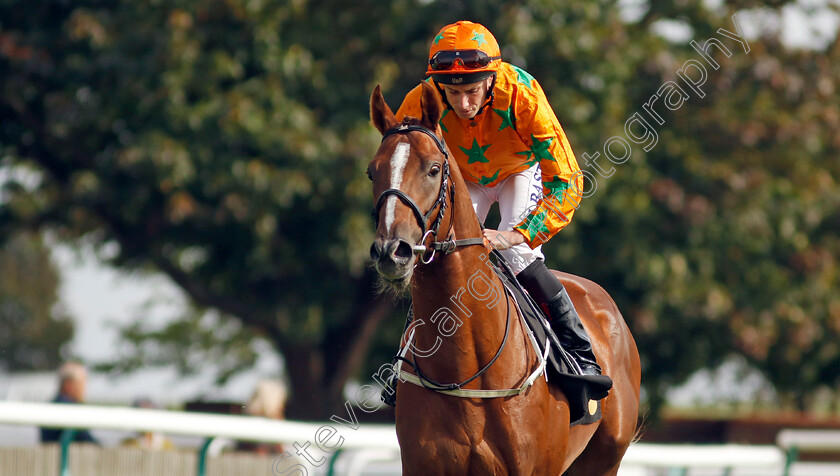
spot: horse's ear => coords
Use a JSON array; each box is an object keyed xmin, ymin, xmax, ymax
[
  {"xmin": 419, "ymin": 81, "xmax": 444, "ymax": 131},
  {"xmin": 371, "ymin": 84, "xmax": 397, "ymax": 135}
]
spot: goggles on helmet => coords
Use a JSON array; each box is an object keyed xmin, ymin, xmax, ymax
[{"xmin": 429, "ymin": 50, "xmax": 501, "ymax": 72}]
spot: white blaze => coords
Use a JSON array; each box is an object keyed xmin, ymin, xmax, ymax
[{"xmin": 384, "ymin": 142, "xmax": 410, "ymax": 233}]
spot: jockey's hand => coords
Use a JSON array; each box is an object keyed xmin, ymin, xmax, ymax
[{"xmin": 483, "ymin": 229, "xmax": 526, "ymax": 250}]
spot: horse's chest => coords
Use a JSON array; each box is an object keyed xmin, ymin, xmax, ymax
[
  {"xmin": 399, "ymin": 418, "xmax": 540, "ymax": 476},
  {"xmin": 401, "ymin": 437, "xmax": 507, "ymax": 475}
]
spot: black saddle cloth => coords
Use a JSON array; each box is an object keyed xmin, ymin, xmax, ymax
[{"xmin": 489, "ymin": 250, "xmax": 606, "ymax": 426}]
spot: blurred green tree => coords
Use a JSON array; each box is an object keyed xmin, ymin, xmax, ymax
[
  {"xmin": 0, "ymin": 232, "xmax": 74, "ymax": 372},
  {"xmin": 0, "ymin": 0, "xmax": 408, "ymax": 417},
  {"xmin": 1, "ymin": 0, "xmax": 838, "ymax": 418}
]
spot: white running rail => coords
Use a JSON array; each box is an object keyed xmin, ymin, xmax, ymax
[{"xmin": 0, "ymin": 401, "xmax": 807, "ymax": 475}]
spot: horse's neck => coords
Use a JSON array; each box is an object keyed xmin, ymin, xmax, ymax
[
  {"xmin": 411, "ymin": 179, "xmax": 489, "ymax": 309},
  {"xmin": 407, "ymin": 185, "xmax": 510, "ymax": 378}
]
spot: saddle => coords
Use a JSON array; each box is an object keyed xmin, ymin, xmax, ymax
[
  {"xmin": 381, "ymin": 250, "xmax": 604, "ymax": 426},
  {"xmin": 488, "ymin": 250, "xmax": 602, "ymax": 426}
]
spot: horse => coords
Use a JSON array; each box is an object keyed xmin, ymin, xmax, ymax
[{"xmin": 367, "ymin": 80, "xmax": 641, "ymax": 475}]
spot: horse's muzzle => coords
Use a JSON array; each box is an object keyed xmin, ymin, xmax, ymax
[{"xmin": 370, "ymin": 237, "xmax": 415, "ymax": 280}]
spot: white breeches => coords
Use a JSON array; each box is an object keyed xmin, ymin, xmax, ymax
[{"xmin": 465, "ymin": 165, "xmax": 544, "ymax": 274}]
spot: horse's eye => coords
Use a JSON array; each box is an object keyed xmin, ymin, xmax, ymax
[
  {"xmin": 366, "ymin": 169, "xmax": 373, "ymax": 181},
  {"xmin": 429, "ymin": 164, "xmax": 441, "ymax": 177}
]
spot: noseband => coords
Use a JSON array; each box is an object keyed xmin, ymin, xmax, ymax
[{"xmin": 372, "ymin": 123, "xmax": 459, "ymax": 263}]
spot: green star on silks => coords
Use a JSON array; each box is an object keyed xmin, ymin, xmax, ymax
[
  {"xmin": 512, "ymin": 65, "xmax": 536, "ymax": 90},
  {"xmin": 477, "ymin": 170, "xmax": 501, "ymax": 186},
  {"xmin": 545, "ymin": 176, "xmax": 571, "ymax": 198},
  {"xmin": 530, "ymin": 135, "xmax": 554, "ymax": 161},
  {"xmin": 516, "ymin": 149, "xmax": 537, "ymax": 167},
  {"xmin": 433, "ymin": 33, "xmax": 445, "ymax": 45},
  {"xmin": 471, "ymin": 32, "xmax": 487, "ymax": 47},
  {"xmin": 516, "ymin": 135, "xmax": 554, "ymax": 167},
  {"xmin": 518, "ymin": 210, "xmax": 551, "ymax": 237},
  {"xmin": 493, "ymin": 104, "xmax": 515, "ymax": 131},
  {"xmin": 439, "ymin": 109, "xmax": 449, "ymax": 132},
  {"xmin": 459, "ymin": 138, "xmax": 490, "ymax": 164}
]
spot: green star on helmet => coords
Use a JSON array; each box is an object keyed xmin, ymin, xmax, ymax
[
  {"xmin": 471, "ymin": 32, "xmax": 487, "ymax": 47},
  {"xmin": 459, "ymin": 138, "xmax": 491, "ymax": 164},
  {"xmin": 433, "ymin": 33, "xmax": 445, "ymax": 45}
]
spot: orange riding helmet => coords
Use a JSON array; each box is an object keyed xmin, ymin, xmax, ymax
[{"xmin": 427, "ymin": 21, "xmax": 502, "ymax": 85}]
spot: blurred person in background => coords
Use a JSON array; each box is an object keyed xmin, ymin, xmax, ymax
[
  {"xmin": 121, "ymin": 397, "xmax": 176, "ymax": 450},
  {"xmin": 39, "ymin": 361, "xmax": 100, "ymax": 444},
  {"xmin": 236, "ymin": 379, "xmax": 288, "ymax": 455}
]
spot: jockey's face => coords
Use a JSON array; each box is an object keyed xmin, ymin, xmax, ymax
[{"xmin": 440, "ymin": 76, "xmax": 494, "ymax": 120}]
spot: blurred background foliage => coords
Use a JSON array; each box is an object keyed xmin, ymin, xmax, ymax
[
  {"xmin": 0, "ymin": 231, "xmax": 74, "ymax": 372},
  {"xmin": 1, "ymin": 0, "xmax": 838, "ymax": 419}
]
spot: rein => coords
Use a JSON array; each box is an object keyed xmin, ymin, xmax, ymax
[
  {"xmin": 375, "ymin": 123, "xmax": 546, "ymax": 399},
  {"xmin": 393, "ymin": 281, "xmax": 549, "ymax": 399},
  {"xmin": 397, "ymin": 291, "xmax": 512, "ymax": 393},
  {"xmin": 373, "ymin": 123, "xmax": 485, "ymax": 263}
]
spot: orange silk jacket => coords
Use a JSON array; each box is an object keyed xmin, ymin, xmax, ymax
[{"xmin": 396, "ymin": 62, "xmax": 584, "ymax": 248}]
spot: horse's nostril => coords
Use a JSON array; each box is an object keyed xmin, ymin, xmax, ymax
[
  {"xmin": 394, "ymin": 240, "xmax": 414, "ymax": 261},
  {"xmin": 370, "ymin": 243, "xmax": 380, "ymax": 261}
]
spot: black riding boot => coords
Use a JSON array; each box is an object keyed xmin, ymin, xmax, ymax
[{"xmin": 516, "ymin": 259, "xmax": 604, "ymax": 376}]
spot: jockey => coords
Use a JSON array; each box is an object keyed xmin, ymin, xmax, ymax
[{"xmin": 396, "ymin": 21, "xmax": 609, "ymax": 380}]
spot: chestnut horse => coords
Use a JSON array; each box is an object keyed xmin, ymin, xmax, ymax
[{"xmin": 367, "ymin": 81, "xmax": 641, "ymax": 475}]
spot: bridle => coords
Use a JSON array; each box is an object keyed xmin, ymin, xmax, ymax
[
  {"xmin": 391, "ymin": 251, "xmax": 549, "ymax": 399},
  {"xmin": 372, "ymin": 123, "xmax": 484, "ymax": 264},
  {"xmin": 373, "ymin": 124, "xmax": 547, "ymax": 399}
]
